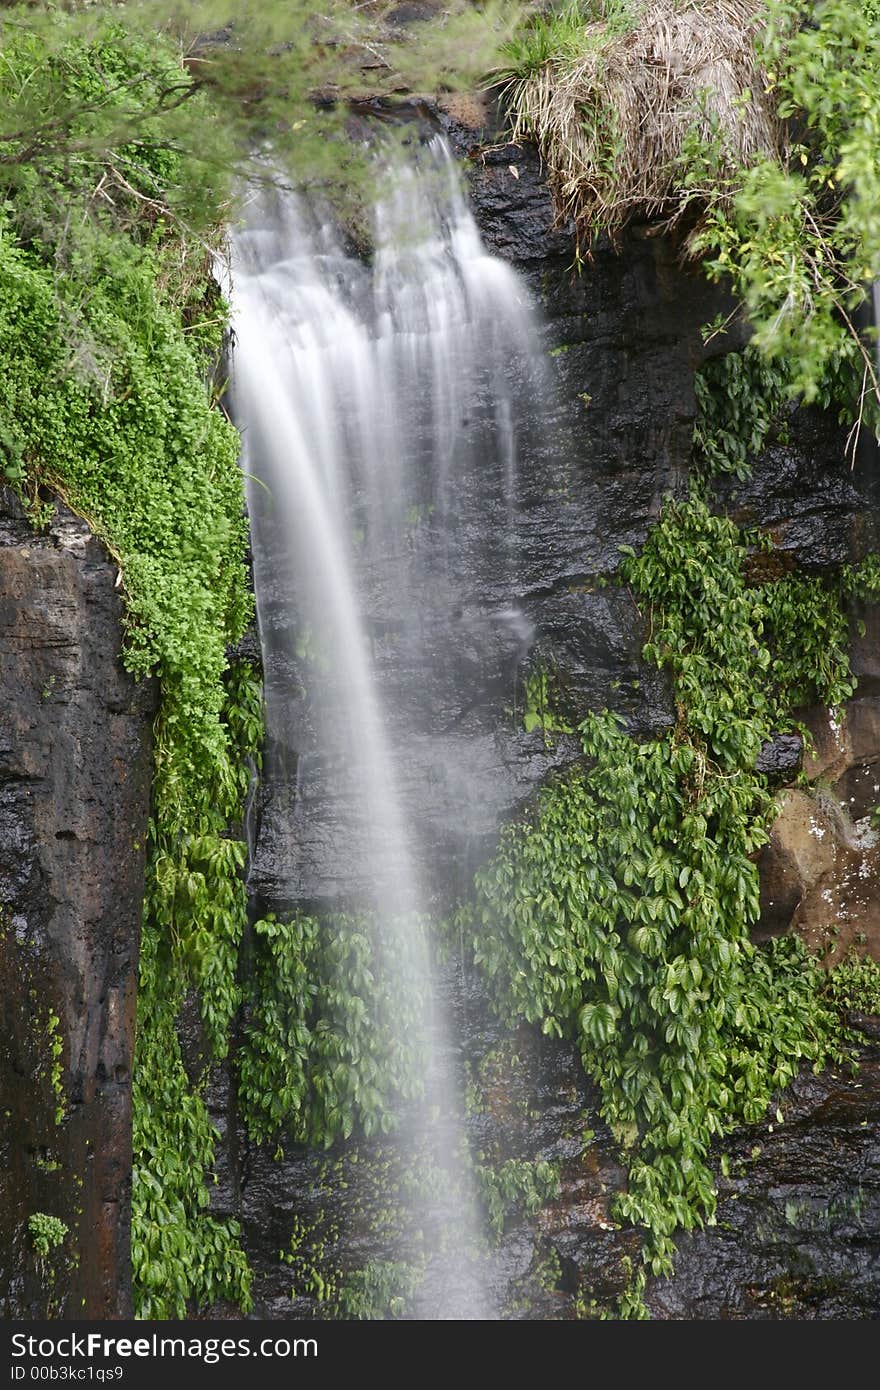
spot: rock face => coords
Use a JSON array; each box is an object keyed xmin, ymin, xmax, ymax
[
  {"xmin": 452, "ymin": 122, "xmax": 880, "ymax": 962},
  {"xmin": 247, "ymin": 126, "xmax": 747, "ymax": 913},
  {"xmin": 648, "ymin": 1044, "xmax": 880, "ymax": 1320},
  {"xmin": 0, "ymin": 488, "xmax": 154, "ymax": 1318},
  {"xmin": 3, "ymin": 99, "xmax": 878, "ymax": 1319},
  {"xmin": 756, "ymin": 607, "xmax": 880, "ymax": 955},
  {"xmin": 235, "ymin": 116, "xmax": 880, "ymax": 1321},
  {"xmin": 235, "ymin": 1004, "xmax": 880, "ymax": 1322}
]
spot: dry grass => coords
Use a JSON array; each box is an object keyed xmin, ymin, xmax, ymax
[{"xmin": 504, "ymin": 0, "xmax": 783, "ymax": 248}]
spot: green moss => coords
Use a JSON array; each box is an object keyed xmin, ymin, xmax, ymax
[
  {"xmin": 28, "ymin": 1212, "xmax": 68, "ymax": 1260},
  {"xmin": 46, "ymin": 1012, "xmax": 65, "ymax": 1127}
]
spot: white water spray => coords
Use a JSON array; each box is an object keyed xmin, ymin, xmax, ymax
[{"xmin": 232, "ymin": 139, "xmax": 546, "ymax": 1317}]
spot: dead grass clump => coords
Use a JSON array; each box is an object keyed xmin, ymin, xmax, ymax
[{"xmin": 503, "ymin": 0, "xmax": 784, "ymax": 247}]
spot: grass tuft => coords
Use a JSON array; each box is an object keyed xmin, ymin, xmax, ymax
[{"xmin": 496, "ymin": 0, "xmax": 781, "ymax": 249}]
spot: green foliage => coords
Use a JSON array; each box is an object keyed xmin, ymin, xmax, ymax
[
  {"xmin": 475, "ymin": 1158, "xmax": 561, "ymax": 1238},
  {"xmin": 496, "ymin": 2, "xmax": 635, "ymax": 82},
  {"xmin": 691, "ymin": 1, "xmax": 880, "ymax": 445},
  {"xmin": 45, "ymin": 1011, "xmax": 65, "ymax": 1127},
  {"xmin": 0, "ymin": 15, "xmax": 234, "ymax": 381},
  {"xmin": 497, "ymin": 2, "xmax": 586, "ymax": 82},
  {"xmin": 280, "ymin": 1212, "xmax": 342, "ymax": 1307},
  {"xmin": 0, "ymin": 1, "xmax": 529, "ymax": 239},
  {"xmin": 625, "ymin": 496, "xmax": 879, "ymax": 737},
  {"xmin": 147, "ymin": 662, "xmax": 265, "ymax": 1063},
  {"xmin": 502, "ymin": 0, "xmax": 880, "ymax": 450},
  {"xmin": 0, "ymin": 96, "xmax": 250, "ymax": 758},
  {"xmin": 131, "ymin": 922, "xmax": 253, "ymax": 1319},
  {"xmin": 522, "ymin": 667, "xmax": 573, "ymax": 740},
  {"xmin": 0, "ymin": 19, "xmax": 266, "ymax": 1319},
  {"xmin": 824, "ymin": 952, "xmax": 880, "ymax": 1018},
  {"xmin": 27, "ymin": 1212, "xmax": 68, "ymax": 1260},
  {"xmin": 693, "ymin": 344, "xmax": 792, "ymax": 481},
  {"xmin": 534, "ymin": 1244, "xmax": 563, "ymax": 1294},
  {"xmin": 336, "ymin": 1259, "xmax": 424, "ymax": 1320},
  {"xmin": 465, "ymin": 492, "xmax": 877, "ymax": 1305},
  {"xmin": 237, "ymin": 912, "xmax": 430, "ymax": 1149},
  {"xmin": 132, "ymin": 659, "xmax": 263, "ymax": 1318}
]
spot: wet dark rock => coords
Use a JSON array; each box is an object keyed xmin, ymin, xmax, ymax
[
  {"xmin": 713, "ymin": 405, "xmax": 880, "ymax": 569},
  {"xmin": 647, "ymin": 1047, "xmax": 880, "ymax": 1319},
  {"xmin": 851, "ymin": 602, "xmax": 880, "ymax": 699},
  {"xmin": 236, "ymin": 1001, "xmax": 880, "ymax": 1321},
  {"xmin": 238, "ymin": 122, "xmax": 880, "ymax": 1321},
  {"xmin": 849, "ymin": 1011, "xmax": 880, "ymax": 1041},
  {"xmin": 526, "ymin": 584, "xmax": 673, "ymax": 734},
  {"xmin": 0, "ymin": 487, "xmax": 155, "ymax": 1318},
  {"xmin": 756, "ymin": 733, "xmax": 804, "ymax": 780},
  {"xmin": 386, "ymin": 2, "xmax": 438, "ymax": 23}
]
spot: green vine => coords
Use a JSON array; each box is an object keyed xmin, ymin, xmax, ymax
[
  {"xmin": 688, "ymin": 1, "xmax": 880, "ymax": 446},
  {"xmin": 464, "ymin": 493, "xmax": 880, "ymax": 1310},
  {"xmin": 132, "ymin": 661, "xmax": 262, "ymax": 1318},
  {"xmin": 522, "ymin": 667, "xmax": 573, "ymax": 742},
  {"xmin": 693, "ymin": 344, "xmax": 792, "ymax": 482},
  {"xmin": 237, "ymin": 912, "xmax": 430, "ymax": 1151},
  {"xmin": 475, "ymin": 1158, "xmax": 561, "ymax": 1239}
]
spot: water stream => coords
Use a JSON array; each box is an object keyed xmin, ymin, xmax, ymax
[{"xmin": 231, "ymin": 138, "xmax": 547, "ymax": 1317}]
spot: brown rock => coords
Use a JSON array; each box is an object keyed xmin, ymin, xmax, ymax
[
  {"xmin": 757, "ymin": 779, "xmax": 880, "ymax": 961},
  {"xmin": 0, "ymin": 488, "xmax": 155, "ymax": 1318},
  {"xmin": 802, "ymin": 704, "xmax": 853, "ymax": 783},
  {"xmin": 833, "ymin": 697, "xmax": 880, "ymax": 820},
  {"xmin": 794, "ymin": 838, "xmax": 880, "ymax": 964},
  {"xmin": 756, "ymin": 790, "xmax": 838, "ymax": 940}
]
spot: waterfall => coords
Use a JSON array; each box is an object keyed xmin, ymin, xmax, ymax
[{"xmin": 231, "ymin": 138, "xmax": 547, "ymax": 1318}]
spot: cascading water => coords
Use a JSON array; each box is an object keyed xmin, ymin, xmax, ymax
[{"xmin": 231, "ymin": 138, "xmax": 548, "ymax": 1318}]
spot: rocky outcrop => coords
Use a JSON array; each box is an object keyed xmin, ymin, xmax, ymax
[
  {"xmin": 757, "ymin": 603, "xmax": 880, "ymax": 955},
  {"xmin": 647, "ymin": 1044, "xmax": 880, "ymax": 1319},
  {"xmin": 0, "ymin": 487, "xmax": 154, "ymax": 1318},
  {"xmin": 534, "ymin": 1037, "xmax": 880, "ymax": 1321},
  {"xmin": 757, "ymin": 782, "xmax": 880, "ymax": 958},
  {"xmin": 248, "ymin": 127, "xmax": 751, "ymax": 913},
  {"xmin": 236, "ymin": 113, "xmax": 880, "ymax": 1322},
  {"xmin": 235, "ymin": 1010, "xmax": 880, "ymax": 1321}
]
